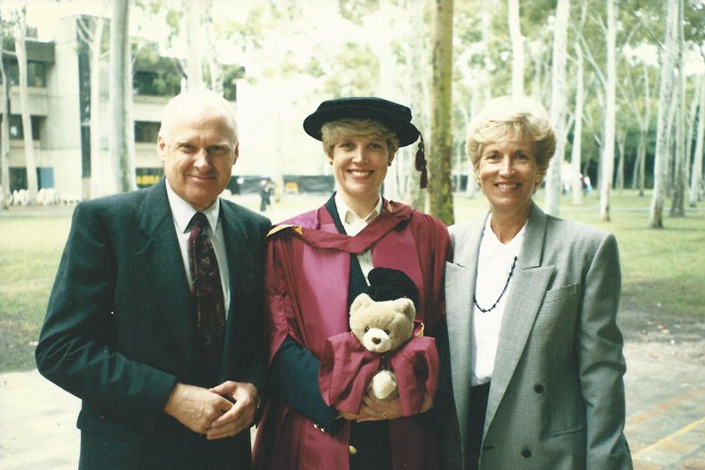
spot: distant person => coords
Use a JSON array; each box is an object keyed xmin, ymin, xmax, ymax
[
  {"xmin": 443, "ymin": 95, "xmax": 632, "ymax": 469},
  {"xmin": 253, "ymin": 97, "xmax": 452, "ymax": 470},
  {"xmin": 35, "ymin": 89, "xmax": 271, "ymax": 469},
  {"xmin": 259, "ymin": 179, "xmax": 272, "ymax": 212}
]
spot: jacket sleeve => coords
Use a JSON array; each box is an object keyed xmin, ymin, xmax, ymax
[
  {"xmin": 578, "ymin": 233, "xmax": 632, "ymax": 469},
  {"xmin": 35, "ymin": 202, "xmax": 176, "ymax": 433},
  {"xmin": 271, "ymin": 336, "xmax": 343, "ymax": 432}
]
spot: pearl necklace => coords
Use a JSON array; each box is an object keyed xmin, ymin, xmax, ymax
[{"xmin": 473, "ymin": 256, "xmax": 518, "ymax": 313}]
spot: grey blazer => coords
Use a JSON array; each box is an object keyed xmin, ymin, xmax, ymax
[{"xmin": 443, "ymin": 202, "xmax": 632, "ymax": 470}]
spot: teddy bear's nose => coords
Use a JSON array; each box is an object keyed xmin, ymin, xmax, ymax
[{"xmin": 372, "ymin": 337, "xmax": 381, "ymax": 345}]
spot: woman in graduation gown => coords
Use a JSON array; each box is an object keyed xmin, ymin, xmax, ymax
[{"xmin": 252, "ymin": 97, "xmax": 452, "ymax": 470}]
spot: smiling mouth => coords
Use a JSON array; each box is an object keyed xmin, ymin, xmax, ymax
[
  {"xmin": 495, "ymin": 182, "xmax": 521, "ymax": 189},
  {"xmin": 348, "ymin": 170, "xmax": 373, "ymax": 178}
]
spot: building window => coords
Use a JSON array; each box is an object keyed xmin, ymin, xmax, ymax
[
  {"xmin": 8, "ymin": 115, "xmax": 41, "ymax": 140},
  {"xmin": 134, "ymin": 121, "xmax": 160, "ymax": 143},
  {"xmin": 1, "ymin": 60, "xmax": 46, "ymax": 87}
]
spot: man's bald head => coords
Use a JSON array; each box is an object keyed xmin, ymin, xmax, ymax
[{"xmin": 159, "ymin": 89, "xmax": 238, "ymax": 144}]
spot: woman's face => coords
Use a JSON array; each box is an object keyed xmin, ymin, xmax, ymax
[
  {"xmin": 330, "ymin": 134, "xmax": 394, "ymax": 212},
  {"xmin": 478, "ymin": 135, "xmax": 539, "ymax": 216}
]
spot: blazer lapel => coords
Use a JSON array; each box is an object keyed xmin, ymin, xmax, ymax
[
  {"xmin": 484, "ymin": 203, "xmax": 554, "ymax": 435},
  {"xmin": 446, "ymin": 215, "xmax": 486, "ymax": 451},
  {"xmin": 138, "ymin": 180, "xmax": 198, "ymax": 359},
  {"xmin": 219, "ymin": 202, "xmax": 254, "ymax": 376}
]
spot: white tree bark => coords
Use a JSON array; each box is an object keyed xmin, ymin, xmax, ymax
[
  {"xmin": 544, "ymin": 0, "xmax": 569, "ymax": 216},
  {"xmin": 507, "ymin": 0, "xmax": 524, "ymax": 97},
  {"xmin": 649, "ymin": 0, "xmax": 678, "ymax": 228},
  {"xmin": 0, "ymin": 9, "xmax": 10, "ymax": 209},
  {"xmin": 670, "ymin": 0, "xmax": 686, "ymax": 217},
  {"xmin": 77, "ymin": 12, "xmax": 108, "ymax": 199},
  {"xmin": 571, "ymin": 42, "xmax": 584, "ymax": 206},
  {"xmin": 204, "ymin": 0, "xmax": 222, "ymax": 95},
  {"xmin": 109, "ymin": 0, "xmax": 136, "ymax": 193},
  {"xmin": 599, "ymin": 0, "xmax": 616, "ymax": 221},
  {"xmin": 690, "ymin": 72, "xmax": 705, "ymax": 206},
  {"xmin": 14, "ymin": 2, "xmax": 38, "ymax": 204}
]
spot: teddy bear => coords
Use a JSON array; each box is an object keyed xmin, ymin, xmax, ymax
[{"xmin": 318, "ymin": 267, "xmax": 439, "ymax": 417}]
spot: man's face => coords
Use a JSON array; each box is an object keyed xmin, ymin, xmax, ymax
[{"xmin": 158, "ymin": 107, "xmax": 238, "ymax": 211}]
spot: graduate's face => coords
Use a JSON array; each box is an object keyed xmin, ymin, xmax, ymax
[
  {"xmin": 330, "ymin": 134, "xmax": 394, "ymax": 213},
  {"xmin": 158, "ymin": 106, "xmax": 238, "ymax": 211},
  {"xmin": 478, "ymin": 135, "xmax": 539, "ymax": 216}
]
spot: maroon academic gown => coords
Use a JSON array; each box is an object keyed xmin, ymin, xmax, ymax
[{"xmin": 253, "ymin": 200, "xmax": 451, "ymax": 470}]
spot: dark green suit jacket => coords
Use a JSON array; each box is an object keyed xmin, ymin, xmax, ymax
[{"xmin": 36, "ymin": 179, "xmax": 271, "ymax": 469}]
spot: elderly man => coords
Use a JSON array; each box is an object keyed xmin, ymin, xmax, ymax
[{"xmin": 36, "ymin": 89, "xmax": 271, "ymax": 469}]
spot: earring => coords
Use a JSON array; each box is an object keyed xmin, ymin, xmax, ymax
[{"xmin": 535, "ymin": 174, "xmax": 541, "ymax": 184}]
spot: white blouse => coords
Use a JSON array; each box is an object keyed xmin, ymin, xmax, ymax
[{"xmin": 471, "ymin": 216, "xmax": 526, "ymax": 386}]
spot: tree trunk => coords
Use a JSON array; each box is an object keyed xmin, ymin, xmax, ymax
[
  {"xmin": 649, "ymin": 0, "xmax": 678, "ymax": 228},
  {"xmin": 616, "ymin": 129, "xmax": 625, "ymax": 191},
  {"xmin": 599, "ymin": 0, "xmax": 616, "ymax": 221},
  {"xmin": 544, "ymin": 0, "xmax": 570, "ymax": 215},
  {"xmin": 404, "ymin": 0, "xmax": 427, "ymax": 209},
  {"xmin": 89, "ymin": 15, "xmax": 105, "ymax": 198},
  {"xmin": 204, "ymin": 0, "xmax": 223, "ymax": 95},
  {"xmin": 429, "ymin": 0, "xmax": 454, "ymax": 225},
  {"xmin": 690, "ymin": 72, "xmax": 705, "ymax": 206},
  {"xmin": 632, "ymin": 130, "xmax": 647, "ymax": 196},
  {"xmin": 571, "ymin": 42, "xmax": 584, "ymax": 206},
  {"xmin": 670, "ymin": 0, "xmax": 686, "ymax": 217},
  {"xmin": 507, "ymin": 0, "xmax": 524, "ymax": 97},
  {"xmin": 0, "ymin": 13, "xmax": 10, "ymax": 209},
  {"xmin": 109, "ymin": 0, "xmax": 136, "ymax": 193},
  {"xmin": 14, "ymin": 3, "xmax": 38, "ymax": 205}
]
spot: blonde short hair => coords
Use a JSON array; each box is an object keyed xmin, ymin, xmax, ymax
[
  {"xmin": 321, "ymin": 119, "xmax": 400, "ymax": 158},
  {"xmin": 467, "ymin": 96, "xmax": 556, "ymax": 181}
]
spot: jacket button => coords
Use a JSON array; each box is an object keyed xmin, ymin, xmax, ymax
[
  {"xmin": 522, "ymin": 448, "xmax": 532, "ymax": 458},
  {"xmin": 349, "ymin": 445, "xmax": 357, "ymax": 455},
  {"xmin": 534, "ymin": 384, "xmax": 544, "ymax": 393}
]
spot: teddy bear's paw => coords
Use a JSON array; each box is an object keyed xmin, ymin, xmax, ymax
[{"xmin": 370, "ymin": 370, "xmax": 399, "ymax": 400}]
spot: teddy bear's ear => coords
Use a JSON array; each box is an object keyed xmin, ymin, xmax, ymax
[
  {"xmin": 393, "ymin": 298, "xmax": 416, "ymax": 322},
  {"xmin": 350, "ymin": 293, "xmax": 373, "ymax": 314}
]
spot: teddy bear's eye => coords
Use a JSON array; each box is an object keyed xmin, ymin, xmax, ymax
[
  {"xmin": 384, "ymin": 329, "xmax": 390, "ymax": 335},
  {"xmin": 364, "ymin": 327, "xmax": 369, "ymax": 332}
]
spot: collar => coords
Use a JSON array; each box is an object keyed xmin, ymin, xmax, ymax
[
  {"xmin": 334, "ymin": 192, "xmax": 383, "ymax": 225},
  {"xmin": 165, "ymin": 179, "xmax": 221, "ymax": 233}
]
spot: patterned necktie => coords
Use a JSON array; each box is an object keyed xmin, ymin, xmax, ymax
[{"xmin": 188, "ymin": 212, "xmax": 225, "ymax": 379}]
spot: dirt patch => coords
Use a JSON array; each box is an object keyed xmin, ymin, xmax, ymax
[{"xmin": 619, "ymin": 307, "xmax": 705, "ymax": 365}]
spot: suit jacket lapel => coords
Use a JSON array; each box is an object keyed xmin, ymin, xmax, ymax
[
  {"xmin": 138, "ymin": 180, "xmax": 198, "ymax": 359},
  {"xmin": 219, "ymin": 202, "xmax": 254, "ymax": 376},
  {"xmin": 446, "ymin": 214, "xmax": 486, "ymax": 451},
  {"xmin": 484, "ymin": 203, "xmax": 554, "ymax": 435}
]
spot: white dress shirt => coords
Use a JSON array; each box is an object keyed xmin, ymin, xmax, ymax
[
  {"xmin": 334, "ymin": 192, "xmax": 382, "ymax": 283},
  {"xmin": 165, "ymin": 181, "xmax": 231, "ymax": 315},
  {"xmin": 471, "ymin": 216, "xmax": 526, "ymax": 385}
]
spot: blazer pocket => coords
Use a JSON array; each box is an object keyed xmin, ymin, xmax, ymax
[
  {"xmin": 543, "ymin": 283, "xmax": 579, "ymax": 304},
  {"xmin": 548, "ymin": 423, "xmax": 587, "ymax": 439}
]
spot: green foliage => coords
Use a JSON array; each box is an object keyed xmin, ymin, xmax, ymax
[
  {"xmin": 317, "ymin": 42, "xmax": 380, "ymax": 97},
  {"xmin": 338, "ymin": 0, "xmax": 381, "ymax": 24}
]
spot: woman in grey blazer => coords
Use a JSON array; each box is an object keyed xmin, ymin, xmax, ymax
[{"xmin": 443, "ymin": 96, "xmax": 632, "ymax": 469}]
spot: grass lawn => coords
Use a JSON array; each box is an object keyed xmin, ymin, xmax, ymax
[{"xmin": 1, "ymin": 189, "xmax": 703, "ymax": 372}]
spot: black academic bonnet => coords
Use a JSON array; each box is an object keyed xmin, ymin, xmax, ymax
[
  {"xmin": 364, "ymin": 267, "xmax": 420, "ymax": 311},
  {"xmin": 303, "ymin": 97, "xmax": 428, "ymax": 188},
  {"xmin": 303, "ymin": 97, "xmax": 420, "ymax": 147}
]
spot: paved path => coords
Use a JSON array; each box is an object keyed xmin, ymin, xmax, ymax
[{"xmin": 1, "ymin": 341, "xmax": 704, "ymax": 469}]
